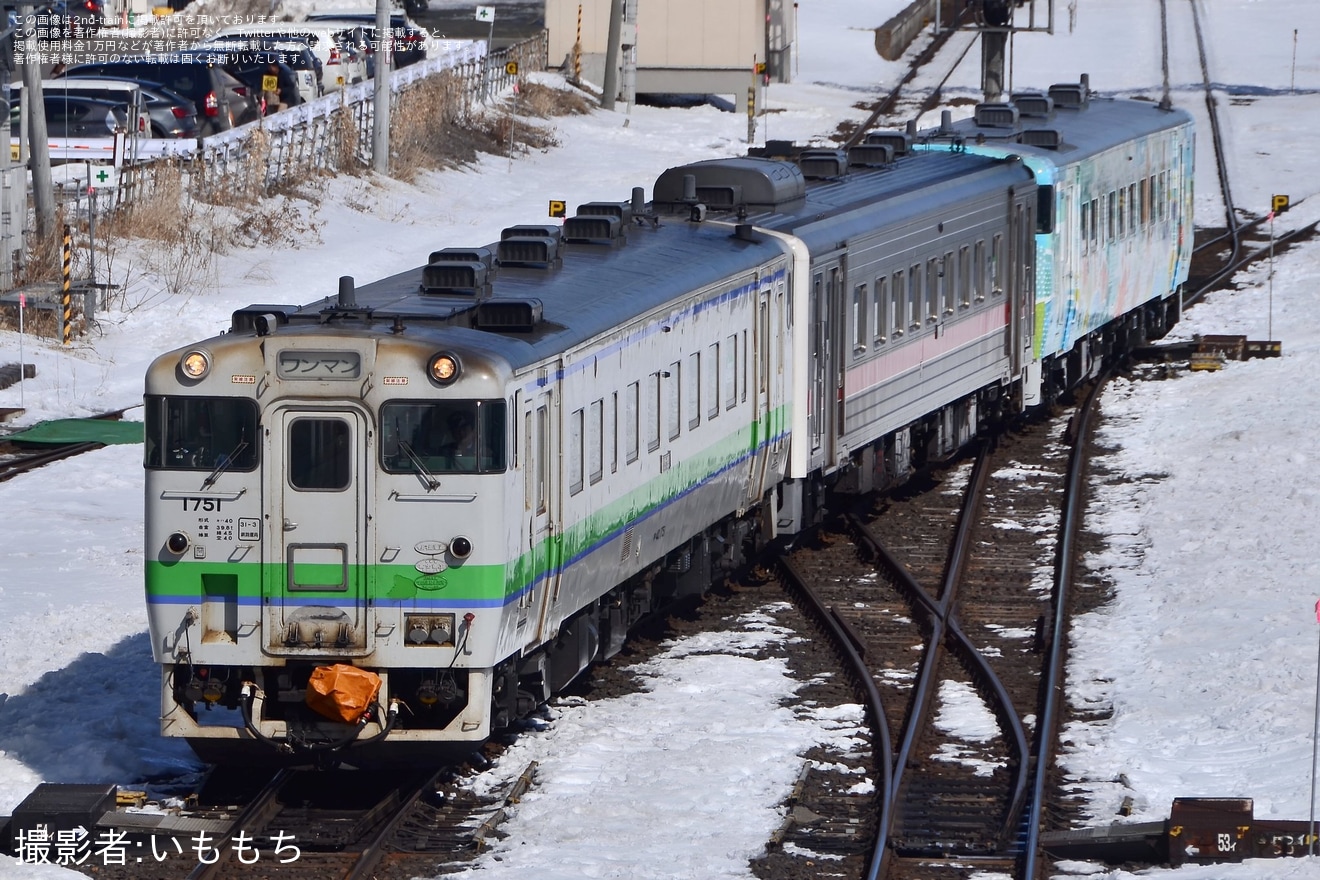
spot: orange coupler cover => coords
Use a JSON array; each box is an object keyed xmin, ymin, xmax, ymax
[{"xmin": 305, "ymin": 664, "xmax": 382, "ymax": 724}]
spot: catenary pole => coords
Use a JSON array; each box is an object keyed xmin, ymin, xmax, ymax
[{"xmin": 1311, "ymin": 598, "xmax": 1320, "ymax": 856}]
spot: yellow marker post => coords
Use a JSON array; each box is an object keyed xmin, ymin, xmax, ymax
[{"xmin": 61, "ymin": 225, "xmax": 72, "ymax": 346}]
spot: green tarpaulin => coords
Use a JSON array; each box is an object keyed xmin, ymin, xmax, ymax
[{"xmin": 4, "ymin": 418, "xmax": 143, "ymax": 446}]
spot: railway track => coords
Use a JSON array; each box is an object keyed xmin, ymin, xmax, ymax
[
  {"xmin": 0, "ymin": 408, "xmax": 136, "ymax": 481},
  {"xmin": 770, "ymin": 375, "xmax": 1110, "ymax": 880},
  {"xmin": 0, "ymin": 440, "xmax": 106, "ymax": 482},
  {"xmin": 81, "ymin": 761, "xmax": 534, "ymax": 879}
]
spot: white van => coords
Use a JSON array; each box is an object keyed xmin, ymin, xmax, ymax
[{"xmin": 212, "ymin": 22, "xmax": 370, "ymax": 91}]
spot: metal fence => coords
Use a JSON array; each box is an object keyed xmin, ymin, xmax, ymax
[{"xmin": 101, "ymin": 32, "xmax": 548, "ymax": 210}]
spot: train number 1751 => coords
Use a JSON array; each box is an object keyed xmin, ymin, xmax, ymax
[{"xmin": 180, "ymin": 497, "xmax": 223, "ymax": 511}]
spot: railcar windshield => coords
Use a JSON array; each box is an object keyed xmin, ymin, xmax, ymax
[
  {"xmin": 143, "ymin": 395, "xmax": 260, "ymax": 471},
  {"xmin": 380, "ymin": 399, "xmax": 506, "ymax": 474}
]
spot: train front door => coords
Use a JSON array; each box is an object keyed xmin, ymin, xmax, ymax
[{"xmin": 266, "ymin": 407, "xmax": 371, "ymax": 655}]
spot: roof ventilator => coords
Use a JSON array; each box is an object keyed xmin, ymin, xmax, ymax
[
  {"xmin": 497, "ymin": 225, "xmax": 564, "ymax": 268},
  {"xmin": 798, "ymin": 148, "xmax": 848, "ymax": 179},
  {"xmin": 473, "ymin": 299, "xmax": 544, "ymax": 332},
  {"xmin": 848, "ymin": 142, "xmax": 895, "ymax": 168},
  {"xmin": 1011, "ymin": 91, "xmax": 1054, "ymax": 117},
  {"xmin": 1048, "ymin": 74, "xmax": 1090, "ymax": 109},
  {"xmin": 974, "ymin": 102, "xmax": 1020, "ymax": 128},
  {"xmin": 421, "ymin": 246, "xmax": 497, "ymax": 297},
  {"xmin": 1019, "ymin": 128, "xmax": 1062, "ymax": 149},
  {"xmin": 563, "ymin": 213, "xmax": 625, "ymax": 245},
  {"xmin": 864, "ymin": 130, "xmax": 912, "ymax": 157},
  {"xmin": 577, "ymin": 200, "xmax": 633, "ymax": 225}
]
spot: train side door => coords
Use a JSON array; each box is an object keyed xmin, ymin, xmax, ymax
[
  {"xmin": 521, "ymin": 381, "xmax": 561, "ymax": 643},
  {"xmin": 1007, "ymin": 187, "xmax": 1036, "ymax": 375},
  {"xmin": 809, "ymin": 252, "xmax": 845, "ymax": 467},
  {"xmin": 265, "ymin": 407, "xmax": 371, "ymax": 655}
]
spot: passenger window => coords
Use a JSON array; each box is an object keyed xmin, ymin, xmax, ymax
[
  {"xmin": 705, "ymin": 343, "xmax": 719, "ymax": 419},
  {"xmin": 873, "ymin": 277, "xmax": 886, "ymax": 343},
  {"xmin": 647, "ymin": 372, "xmax": 661, "ymax": 452},
  {"xmin": 973, "ymin": 242, "xmax": 986, "ymax": 302},
  {"xmin": 941, "ymin": 253, "xmax": 954, "ymax": 316},
  {"xmin": 958, "ymin": 247, "xmax": 971, "ymax": 308},
  {"xmin": 686, "ymin": 352, "xmax": 700, "ymax": 430},
  {"xmin": 908, "ymin": 264, "xmax": 921, "ymax": 330},
  {"xmin": 893, "ymin": 269, "xmax": 906, "ymax": 335},
  {"xmin": 852, "ymin": 283, "xmax": 867, "ymax": 353},
  {"xmin": 925, "ymin": 258, "xmax": 938, "ymax": 324},
  {"xmin": 667, "ymin": 361, "xmax": 681, "ymax": 440},
  {"xmin": 723, "ymin": 335, "xmax": 737, "ymax": 410},
  {"xmin": 625, "ymin": 381, "xmax": 640, "ymax": 463},
  {"xmin": 535, "ymin": 406, "xmax": 548, "ymax": 513},
  {"xmin": 569, "ymin": 408, "xmax": 584, "ymax": 495},
  {"xmin": 588, "ymin": 400, "xmax": 603, "ymax": 485}
]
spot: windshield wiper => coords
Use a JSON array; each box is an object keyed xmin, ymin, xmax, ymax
[
  {"xmin": 201, "ymin": 440, "xmax": 249, "ymax": 490},
  {"xmin": 398, "ymin": 440, "xmax": 440, "ymax": 491}
]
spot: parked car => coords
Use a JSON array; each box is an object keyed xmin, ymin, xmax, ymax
[
  {"xmin": 220, "ymin": 56, "xmax": 302, "ymax": 115},
  {"xmin": 199, "ymin": 41, "xmax": 320, "ymax": 105},
  {"xmin": 213, "ymin": 23, "xmax": 369, "ymax": 92},
  {"xmin": 10, "ymin": 94, "xmax": 146, "ymax": 141},
  {"xmin": 29, "ymin": 0, "xmax": 103, "ymax": 38},
  {"xmin": 266, "ymin": 39, "xmax": 325, "ymax": 98},
  {"xmin": 303, "ymin": 10, "xmax": 429, "ymax": 69},
  {"xmin": 27, "ymin": 77, "xmax": 200, "ymax": 139},
  {"xmin": 58, "ymin": 55, "xmax": 261, "ymax": 137}
]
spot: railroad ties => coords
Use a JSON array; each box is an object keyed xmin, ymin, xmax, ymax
[{"xmin": 1, "ymin": 762, "xmax": 538, "ymax": 878}]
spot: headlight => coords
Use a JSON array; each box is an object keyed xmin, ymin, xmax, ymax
[
  {"xmin": 428, "ymin": 352, "xmax": 460, "ymax": 385},
  {"xmin": 180, "ymin": 349, "xmax": 211, "ymax": 380}
]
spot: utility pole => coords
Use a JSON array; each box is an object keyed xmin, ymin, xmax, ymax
[
  {"xmin": 602, "ymin": 0, "xmax": 621, "ymax": 110},
  {"xmin": 0, "ymin": 2, "xmax": 22, "ymax": 286},
  {"xmin": 19, "ymin": 4, "xmax": 53, "ymax": 241},
  {"xmin": 371, "ymin": 0, "xmax": 391, "ymax": 174}
]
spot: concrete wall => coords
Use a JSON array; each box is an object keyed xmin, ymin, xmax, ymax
[{"xmin": 874, "ymin": 0, "xmax": 936, "ymax": 61}]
